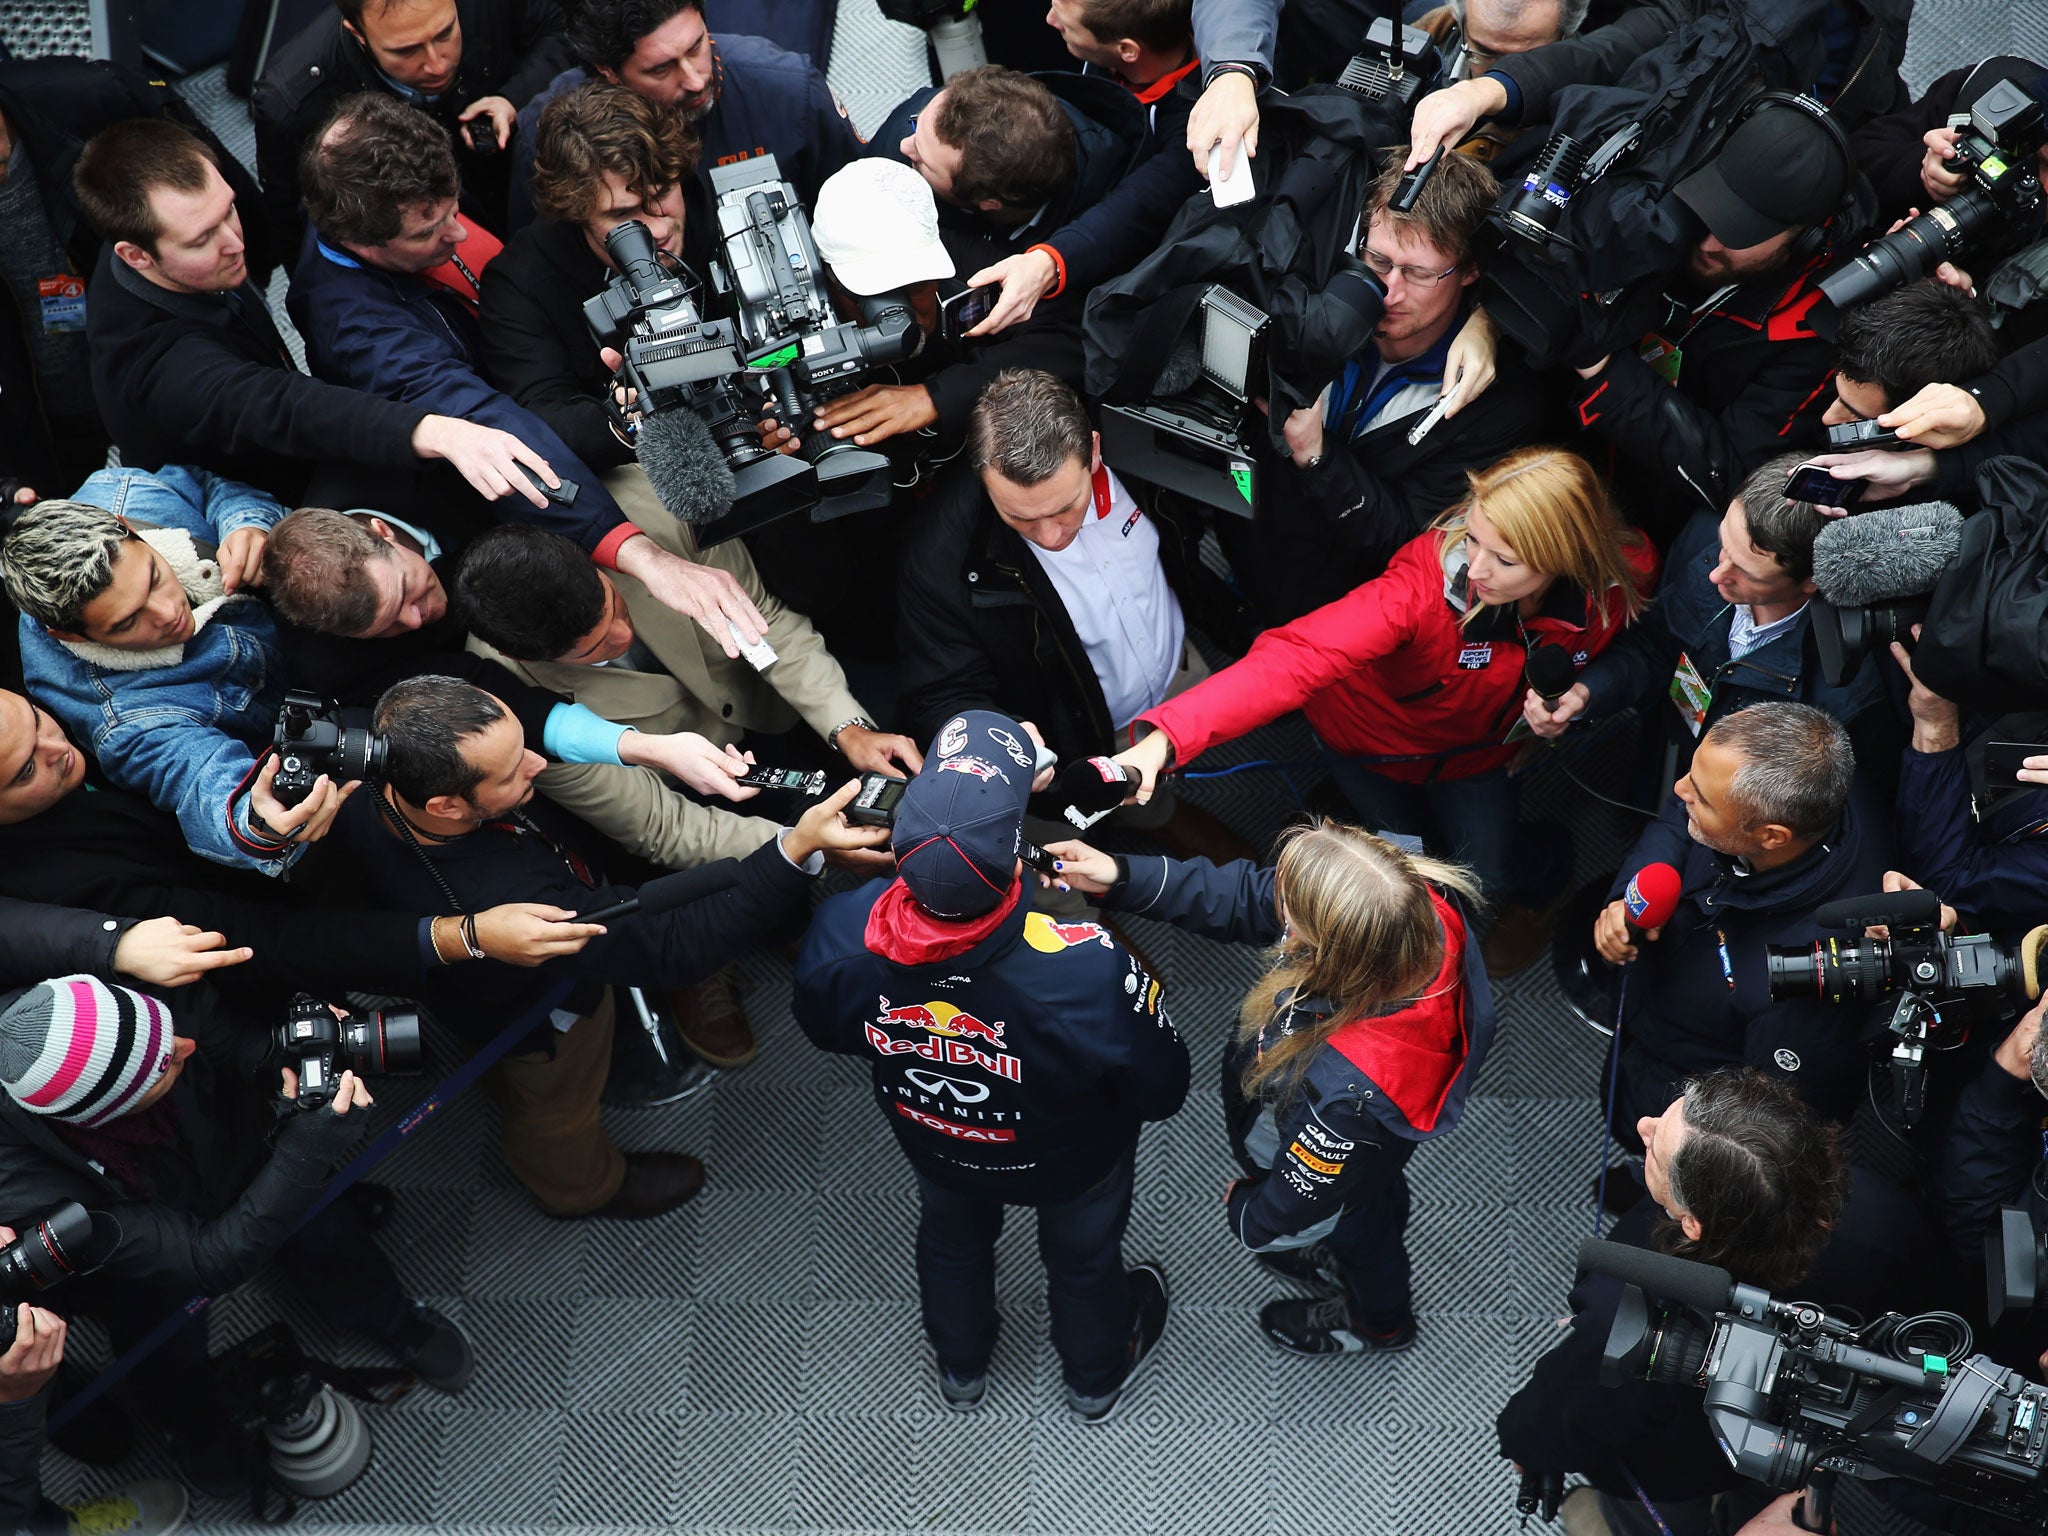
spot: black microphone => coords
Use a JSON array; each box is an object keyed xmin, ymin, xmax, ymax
[
  {"xmin": 1574, "ymin": 1237, "xmax": 1734, "ymax": 1314},
  {"xmin": 636, "ymin": 408, "xmax": 739, "ymax": 526},
  {"xmin": 1525, "ymin": 642, "xmax": 1579, "ymax": 703},
  {"xmin": 576, "ymin": 859, "xmax": 742, "ymax": 926},
  {"xmin": 1811, "ymin": 888, "xmax": 1940, "ymax": 930}
]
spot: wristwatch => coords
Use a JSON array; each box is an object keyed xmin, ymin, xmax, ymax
[{"xmin": 827, "ymin": 717, "xmax": 876, "ymax": 754}]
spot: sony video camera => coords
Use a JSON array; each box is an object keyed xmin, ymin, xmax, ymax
[
  {"xmin": 0, "ymin": 1200, "xmax": 108, "ymax": 1348},
  {"xmin": 273, "ymin": 691, "xmax": 387, "ymax": 807},
  {"xmin": 583, "ymin": 217, "xmax": 818, "ymax": 530},
  {"xmin": 1822, "ymin": 78, "xmax": 2046, "ymax": 311},
  {"xmin": 1589, "ymin": 1236, "xmax": 2048, "ymax": 1531},
  {"xmin": 1765, "ymin": 888, "xmax": 2047, "ymax": 1128},
  {"xmin": 274, "ymin": 994, "xmax": 423, "ymax": 1111},
  {"xmin": 1098, "ymin": 285, "xmax": 1277, "ymax": 519},
  {"xmin": 1333, "ymin": 16, "xmax": 1448, "ymax": 111},
  {"xmin": 708, "ymin": 154, "xmax": 926, "ymax": 521}
]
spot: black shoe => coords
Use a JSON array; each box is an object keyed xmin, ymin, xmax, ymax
[
  {"xmin": 1259, "ymin": 1295, "xmax": 1415, "ymax": 1357},
  {"xmin": 1252, "ymin": 1241, "xmax": 1344, "ymax": 1294},
  {"xmin": 394, "ymin": 1301, "xmax": 475, "ymax": 1393},
  {"xmin": 44, "ymin": 1360, "xmax": 135, "ymax": 1467},
  {"xmin": 1065, "ymin": 1263, "xmax": 1168, "ymax": 1425},
  {"xmin": 937, "ymin": 1366, "xmax": 986, "ymax": 1412}
]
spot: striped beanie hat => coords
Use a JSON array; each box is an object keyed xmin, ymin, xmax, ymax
[{"xmin": 0, "ymin": 976, "xmax": 175, "ymax": 1125}]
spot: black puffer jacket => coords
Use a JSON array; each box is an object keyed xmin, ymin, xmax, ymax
[{"xmin": 0, "ymin": 990, "xmax": 366, "ymax": 1296}]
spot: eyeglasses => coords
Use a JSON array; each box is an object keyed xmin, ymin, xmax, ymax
[{"xmin": 1360, "ymin": 248, "xmax": 1462, "ymax": 287}]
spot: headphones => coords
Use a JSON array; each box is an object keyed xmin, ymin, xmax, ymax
[{"xmin": 1724, "ymin": 90, "xmax": 1858, "ymax": 265}]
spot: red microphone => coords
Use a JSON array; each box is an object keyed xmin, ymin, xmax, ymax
[{"xmin": 1622, "ymin": 862, "xmax": 1683, "ymax": 937}]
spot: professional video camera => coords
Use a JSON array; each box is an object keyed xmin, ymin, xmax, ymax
[
  {"xmin": 1806, "ymin": 501, "xmax": 1965, "ymax": 689},
  {"xmin": 273, "ymin": 691, "xmax": 387, "ymax": 807},
  {"xmin": 582, "ymin": 217, "xmax": 818, "ymax": 533},
  {"xmin": 1585, "ymin": 1235, "xmax": 2048, "ymax": 1532},
  {"xmin": 1098, "ymin": 285, "xmax": 1277, "ymax": 518},
  {"xmin": 274, "ymin": 994, "xmax": 423, "ymax": 1111},
  {"xmin": 874, "ymin": 0, "xmax": 985, "ymax": 80},
  {"xmin": 1333, "ymin": 17, "xmax": 1448, "ymax": 111},
  {"xmin": 0, "ymin": 1200, "xmax": 108, "ymax": 1348},
  {"xmin": 706, "ymin": 154, "xmax": 925, "ymax": 522},
  {"xmin": 1821, "ymin": 78, "xmax": 2047, "ymax": 311},
  {"xmin": 1765, "ymin": 888, "xmax": 2048, "ymax": 1128}
]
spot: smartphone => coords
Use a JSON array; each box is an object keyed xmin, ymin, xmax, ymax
[
  {"xmin": 1824, "ymin": 419, "xmax": 1906, "ymax": 451},
  {"xmin": 1785, "ymin": 463, "xmax": 1865, "ymax": 508},
  {"xmin": 940, "ymin": 284, "xmax": 999, "ymax": 345},
  {"xmin": 1984, "ymin": 741, "xmax": 2046, "ymax": 789},
  {"xmin": 846, "ymin": 772, "xmax": 909, "ymax": 828}
]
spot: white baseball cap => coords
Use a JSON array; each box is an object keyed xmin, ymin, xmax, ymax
[{"xmin": 811, "ymin": 159, "xmax": 956, "ymax": 296}]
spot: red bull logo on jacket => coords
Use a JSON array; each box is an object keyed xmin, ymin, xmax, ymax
[
  {"xmin": 868, "ymin": 998, "xmax": 1021, "ymax": 1081},
  {"xmin": 1022, "ymin": 911, "xmax": 1117, "ymax": 953}
]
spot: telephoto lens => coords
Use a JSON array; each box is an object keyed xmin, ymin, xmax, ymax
[
  {"xmin": 0, "ymin": 1201, "xmax": 96, "ymax": 1347},
  {"xmin": 339, "ymin": 1005, "xmax": 424, "ymax": 1079}
]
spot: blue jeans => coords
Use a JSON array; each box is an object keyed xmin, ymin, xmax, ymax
[
  {"xmin": 1324, "ymin": 759, "xmax": 1546, "ymax": 909},
  {"xmin": 913, "ymin": 1151, "xmax": 1137, "ymax": 1396}
]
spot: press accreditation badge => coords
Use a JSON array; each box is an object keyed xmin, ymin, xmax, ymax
[
  {"xmin": 1670, "ymin": 651, "xmax": 1712, "ymax": 738},
  {"xmin": 37, "ymin": 275, "xmax": 85, "ymax": 333},
  {"xmin": 1638, "ymin": 333, "xmax": 1682, "ymax": 386}
]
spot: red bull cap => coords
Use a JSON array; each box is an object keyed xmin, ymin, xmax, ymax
[{"xmin": 894, "ymin": 710, "xmax": 1036, "ymax": 920}]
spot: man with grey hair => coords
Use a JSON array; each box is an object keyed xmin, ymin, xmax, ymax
[
  {"xmin": 3, "ymin": 466, "xmax": 349, "ymax": 876},
  {"xmin": 896, "ymin": 369, "xmax": 1249, "ymax": 865},
  {"xmin": 1592, "ymin": 700, "xmax": 1893, "ymax": 1132}
]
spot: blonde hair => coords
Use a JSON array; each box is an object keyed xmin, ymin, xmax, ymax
[
  {"xmin": 1238, "ymin": 821, "xmax": 1481, "ymax": 1103},
  {"xmin": 1433, "ymin": 446, "xmax": 1648, "ymax": 629}
]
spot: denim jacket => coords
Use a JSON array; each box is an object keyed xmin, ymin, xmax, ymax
[{"xmin": 17, "ymin": 466, "xmax": 294, "ymax": 875}]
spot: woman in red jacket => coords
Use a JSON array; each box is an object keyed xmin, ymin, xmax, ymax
[{"xmin": 1115, "ymin": 446, "xmax": 1657, "ymax": 971}]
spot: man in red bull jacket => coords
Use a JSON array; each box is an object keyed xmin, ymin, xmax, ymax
[{"xmin": 793, "ymin": 709, "xmax": 1189, "ymax": 1423}]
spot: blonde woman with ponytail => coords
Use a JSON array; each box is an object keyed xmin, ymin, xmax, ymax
[{"xmin": 1043, "ymin": 819, "xmax": 1495, "ymax": 1357}]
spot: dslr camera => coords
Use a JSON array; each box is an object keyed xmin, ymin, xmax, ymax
[
  {"xmin": 0, "ymin": 1200, "xmax": 106, "ymax": 1348},
  {"xmin": 274, "ymin": 994, "xmax": 423, "ymax": 1111},
  {"xmin": 1589, "ymin": 1236, "xmax": 2048, "ymax": 1530},
  {"xmin": 273, "ymin": 691, "xmax": 387, "ymax": 807},
  {"xmin": 1821, "ymin": 77, "xmax": 2047, "ymax": 310},
  {"xmin": 1766, "ymin": 888, "xmax": 2047, "ymax": 1127}
]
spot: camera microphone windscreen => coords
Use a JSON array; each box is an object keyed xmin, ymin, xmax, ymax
[
  {"xmin": 1155, "ymin": 332, "xmax": 1202, "ymax": 396},
  {"xmin": 1576, "ymin": 1237, "xmax": 1735, "ymax": 1315},
  {"xmin": 1623, "ymin": 862, "xmax": 1682, "ymax": 934},
  {"xmin": 636, "ymin": 408, "xmax": 739, "ymax": 526},
  {"xmin": 1812, "ymin": 887, "xmax": 1940, "ymax": 930},
  {"xmin": 1810, "ymin": 501, "xmax": 1962, "ymax": 606},
  {"xmin": 1525, "ymin": 643, "xmax": 1579, "ymax": 701}
]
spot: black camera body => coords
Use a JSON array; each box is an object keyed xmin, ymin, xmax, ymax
[
  {"xmin": 1821, "ymin": 78, "xmax": 2048, "ymax": 311},
  {"xmin": 0, "ymin": 1200, "xmax": 101, "ymax": 1348},
  {"xmin": 708, "ymin": 154, "xmax": 924, "ymax": 521},
  {"xmin": 1334, "ymin": 16, "xmax": 1445, "ymax": 110},
  {"xmin": 273, "ymin": 691, "xmax": 387, "ymax": 806},
  {"xmin": 1591, "ymin": 1238, "xmax": 2048, "ymax": 1529},
  {"xmin": 274, "ymin": 993, "xmax": 423, "ymax": 1111},
  {"xmin": 1765, "ymin": 889, "xmax": 2039, "ymax": 1127}
]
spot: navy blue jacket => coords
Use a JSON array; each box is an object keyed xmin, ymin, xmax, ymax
[
  {"xmin": 1935, "ymin": 1049, "xmax": 2048, "ymax": 1259},
  {"xmin": 1610, "ymin": 790, "xmax": 1894, "ymax": 1123},
  {"xmin": 1105, "ymin": 854, "xmax": 1493, "ymax": 1251},
  {"xmin": 1895, "ymin": 742, "xmax": 2048, "ymax": 939},
  {"xmin": 506, "ymin": 36, "xmax": 863, "ymax": 234},
  {"xmin": 792, "ymin": 882, "xmax": 1190, "ymax": 1203},
  {"xmin": 287, "ymin": 230, "xmax": 633, "ymax": 559},
  {"xmin": 1575, "ymin": 509, "xmax": 1883, "ymax": 773}
]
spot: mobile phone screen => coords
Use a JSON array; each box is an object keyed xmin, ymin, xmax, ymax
[{"xmin": 1785, "ymin": 465, "xmax": 1863, "ymax": 508}]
